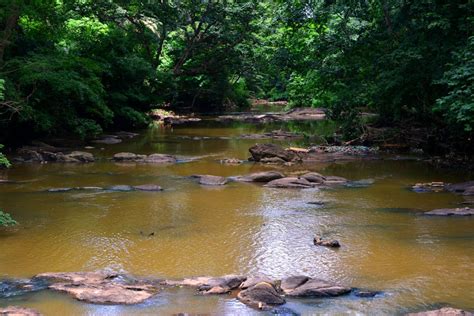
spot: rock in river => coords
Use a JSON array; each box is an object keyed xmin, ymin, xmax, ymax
[
  {"xmin": 235, "ymin": 171, "xmax": 285, "ymax": 183},
  {"xmin": 265, "ymin": 177, "xmax": 316, "ymax": 189},
  {"xmin": 249, "ymin": 144, "xmax": 300, "ymax": 163},
  {"xmin": 237, "ymin": 282, "xmax": 285, "ymax": 310},
  {"xmin": 133, "ymin": 184, "xmax": 163, "ymax": 192},
  {"xmin": 34, "ymin": 271, "xmax": 158, "ymax": 305},
  {"xmin": 0, "ymin": 306, "xmax": 42, "ymax": 316},
  {"xmin": 424, "ymin": 207, "xmax": 474, "ymax": 216},
  {"xmin": 113, "ymin": 152, "xmax": 176, "ymax": 164},
  {"xmin": 192, "ymin": 175, "xmax": 228, "ymax": 186},
  {"xmin": 407, "ymin": 307, "xmax": 474, "ymax": 316},
  {"xmin": 164, "ymin": 275, "xmax": 246, "ymax": 295},
  {"xmin": 280, "ymin": 276, "xmax": 351, "ymax": 297},
  {"xmin": 314, "ymin": 236, "xmax": 341, "ymax": 248}
]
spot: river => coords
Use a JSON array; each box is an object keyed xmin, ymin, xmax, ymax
[{"xmin": 0, "ymin": 117, "xmax": 473, "ymax": 315}]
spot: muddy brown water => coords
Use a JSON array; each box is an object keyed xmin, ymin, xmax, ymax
[{"xmin": 0, "ymin": 120, "xmax": 473, "ymax": 315}]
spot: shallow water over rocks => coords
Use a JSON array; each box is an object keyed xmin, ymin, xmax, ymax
[{"xmin": 1, "ymin": 119, "xmax": 473, "ymax": 315}]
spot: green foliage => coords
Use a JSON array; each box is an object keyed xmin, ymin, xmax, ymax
[
  {"xmin": 0, "ymin": 144, "xmax": 11, "ymax": 168},
  {"xmin": 0, "ymin": 209, "xmax": 17, "ymax": 227},
  {"xmin": 435, "ymin": 37, "xmax": 474, "ymax": 132}
]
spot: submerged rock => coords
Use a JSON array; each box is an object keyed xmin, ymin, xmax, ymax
[
  {"xmin": 314, "ymin": 236, "xmax": 341, "ymax": 248},
  {"xmin": 164, "ymin": 275, "xmax": 246, "ymax": 295},
  {"xmin": 106, "ymin": 185, "xmax": 134, "ymax": 192},
  {"xmin": 35, "ymin": 271, "xmax": 158, "ymax": 305},
  {"xmin": 353, "ymin": 289, "xmax": 381, "ymax": 298},
  {"xmin": 0, "ymin": 278, "xmax": 47, "ymax": 298},
  {"xmin": 237, "ymin": 282, "xmax": 285, "ymax": 310},
  {"xmin": 265, "ymin": 177, "xmax": 316, "ymax": 189},
  {"xmin": 235, "ymin": 171, "xmax": 285, "ymax": 183},
  {"xmin": 407, "ymin": 307, "xmax": 474, "ymax": 316},
  {"xmin": 92, "ymin": 137, "xmax": 122, "ymax": 145},
  {"xmin": 192, "ymin": 175, "xmax": 228, "ymax": 186},
  {"xmin": 424, "ymin": 208, "xmax": 474, "ymax": 216},
  {"xmin": 280, "ymin": 276, "xmax": 350, "ymax": 298},
  {"xmin": 0, "ymin": 306, "xmax": 42, "ymax": 316},
  {"xmin": 133, "ymin": 184, "xmax": 163, "ymax": 192}
]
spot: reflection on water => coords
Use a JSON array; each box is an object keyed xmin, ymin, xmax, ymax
[{"xmin": 0, "ymin": 121, "xmax": 473, "ymax": 315}]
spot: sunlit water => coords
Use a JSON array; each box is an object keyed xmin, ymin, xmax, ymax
[{"xmin": 1, "ymin": 119, "xmax": 473, "ymax": 315}]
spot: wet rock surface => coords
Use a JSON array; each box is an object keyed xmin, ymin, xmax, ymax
[
  {"xmin": 265, "ymin": 177, "xmax": 316, "ymax": 189},
  {"xmin": 0, "ymin": 278, "xmax": 47, "ymax": 298},
  {"xmin": 113, "ymin": 152, "xmax": 177, "ymax": 164},
  {"xmin": 237, "ymin": 282, "xmax": 285, "ymax": 310},
  {"xmin": 407, "ymin": 307, "xmax": 474, "ymax": 316},
  {"xmin": 249, "ymin": 144, "xmax": 377, "ymax": 164},
  {"xmin": 34, "ymin": 272, "xmax": 158, "ymax": 305},
  {"xmin": 15, "ymin": 147, "xmax": 94, "ymax": 163},
  {"xmin": 192, "ymin": 175, "xmax": 228, "ymax": 186},
  {"xmin": 234, "ymin": 171, "xmax": 285, "ymax": 183},
  {"xmin": 424, "ymin": 208, "xmax": 474, "ymax": 216},
  {"xmin": 314, "ymin": 236, "xmax": 341, "ymax": 248},
  {"xmin": 0, "ymin": 306, "xmax": 42, "ymax": 316},
  {"xmin": 281, "ymin": 276, "xmax": 351, "ymax": 298},
  {"xmin": 163, "ymin": 275, "xmax": 246, "ymax": 294},
  {"xmin": 411, "ymin": 181, "xmax": 474, "ymax": 195}
]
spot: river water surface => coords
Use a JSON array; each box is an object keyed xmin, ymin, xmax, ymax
[{"xmin": 0, "ymin": 118, "xmax": 473, "ymax": 315}]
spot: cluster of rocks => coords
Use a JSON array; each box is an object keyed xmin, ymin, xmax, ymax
[
  {"xmin": 112, "ymin": 152, "xmax": 177, "ymax": 164},
  {"xmin": 14, "ymin": 148, "xmax": 94, "ymax": 163},
  {"xmin": 149, "ymin": 109, "xmax": 202, "ymax": 125},
  {"xmin": 217, "ymin": 108, "xmax": 326, "ymax": 123},
  {"xmin": 190, "ymin": 171, "xmax": 353, "ymax": 189},
  {"xmin": 3, "ymin": 272, "xmax": 471, "ymax": 315},
  {"xmin": 411, "ymin": 181, "xmax": 474, "ymax": 196},
  {"xmin": 164, "ymin": 274, "xmax": 353, "ymax": 310},
  {"xmin": 248, "ymin": 143, "xmax": 377, "ymax": 164},
  {"xmin": 47, "ymin": 184, "xmax": 163, "ymax": 193}
]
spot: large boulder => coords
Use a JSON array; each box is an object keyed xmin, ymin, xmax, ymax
[
  {"xmin": 280, "ymin": 276, "xmax": 350, "ymax": 298},
  {"xmin": 163, "ymin": 275, "xmax": 246, "ymax": 295},
  {"xmin": 407, "ymin": 307, "xmax": 473, "ymax": 316},
  {"xmin": 424, "ymin": 208, "xmax": 474, "ymax": 216},
  {"xmin": 249, "ymin": 144, "xmax": 299, "ymax": 163},
  {"xmin": 192, "ymin": 175, "xmax": 228, "ymax": 186},
  {"xmin": 265, "ymin": 177, "xmax": 316, "ymax": 189},
  {"xmin": 34, "ymin": 272, "xmax": 158, "ymax": 305},
  {"xmin": 237, "ymin": 282, "xmax": 285, "ymax": 310},
  {"xmin": 235, "ymin": 171, "xmax": 285, "ymax": 183},
  {"xmin": 0, "ymin": 306, "xmax": 42, "ymax": 316}
]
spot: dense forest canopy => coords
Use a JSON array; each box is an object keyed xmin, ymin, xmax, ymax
[{"xmin": 0, "ymin": 0, "xmax": 473, "ymax": 146}]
